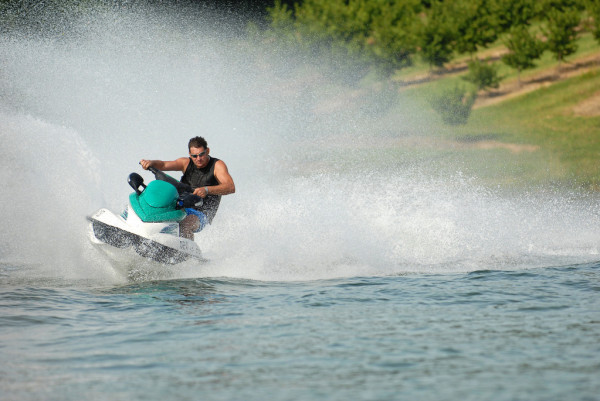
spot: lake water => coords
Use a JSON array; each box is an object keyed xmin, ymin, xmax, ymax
[
  {"xmin": 1, "ymin": 263, "xmax": 599, "ymax": 401},
  {"xmin": 1, "ymin": 4, "xmax": 599, "ymax": 400}
]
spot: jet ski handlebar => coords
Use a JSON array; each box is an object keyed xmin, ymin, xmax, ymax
[
  {"xmin": 146, "ymin": 166, "xmax": 194, "ymax": 194},
  {"xmin": 129, "ymin": 165, "xmax": 203, "ymax": 209}
]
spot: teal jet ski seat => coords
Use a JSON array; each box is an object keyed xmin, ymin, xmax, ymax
[{"xmin": 129, "ymin": 180, "xmax": 186, "ymax": 222}]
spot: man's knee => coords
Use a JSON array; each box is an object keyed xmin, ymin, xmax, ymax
[
  {"xmin": 182, "ymin": 214, "xmax": 200, "ymax": 230},
  {"xmin": 183, "ymin": 208, "xmax": 208, "ymax": 233}
]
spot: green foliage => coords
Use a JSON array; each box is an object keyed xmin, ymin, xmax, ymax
[
  {"xmin": 543, "ymin": 7, "xmax": 581, "ymax": 65},
  {"xmin": 538, "ymin": 0, "xmax": 586, "ymax": 12},
  {"xmin": 429, "ymin": 85, "xmax": 477, "ymax": 125},
  {"xmin": 462, "ymin": 59, "xmax": 502, "ymax": 91},
  {"xmin": 367, "ymin": 1, "xmax": 423, "ymax": 73},
  {"xmin": 586, "ymin": 0, "xmax": 600, "ymax": 42},
  {"xmin": 502, "ymin": 25, "xmax": 545, "ymax": 81},
  {"xmin": 265, "ymin": 0, "xmax": 598, "ymax": 77},
  {"xmin": 494, "ymin": 0, "xmax": 537, "ymax": 30},
  {"xmin": 267, "ymin": 0, "xmax": 423, "ymax": 77},
  {"xmin": 420, "ymin": 1, "xmax": 455, "ymax": 68},
  {"xmin": 452, "ymin": 0, "xmax": 501, "ymax": 55},
  {"xmin": 267, "ymin": 0, "xmax": 295, "ymax": 34}
]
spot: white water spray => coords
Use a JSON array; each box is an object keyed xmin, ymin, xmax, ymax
[{"xmin": 1, "ymin": 4, "xmax": 599, "ymax": 282}]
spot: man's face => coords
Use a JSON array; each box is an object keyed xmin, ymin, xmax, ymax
[{"xmin": 189, "ymin": 146, "xmax": 209, "ymax": 168}]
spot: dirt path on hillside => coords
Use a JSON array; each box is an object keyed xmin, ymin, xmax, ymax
[
  {"xmin": 474, "ymin": 52, "xmax": 600, "ymax": 109},
  {"xmin": 395, "ymin": 51, "xmax": 600, "ymax": 112}
]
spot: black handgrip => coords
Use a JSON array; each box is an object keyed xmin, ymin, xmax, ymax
[{"xmin": 147, "ymin": 166, "xmax": 193, "ymax": 194}]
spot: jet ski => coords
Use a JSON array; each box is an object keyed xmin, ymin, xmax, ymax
[{"xmin": 87, "ymin": 166, "xmax": 205, "ymax": 265}]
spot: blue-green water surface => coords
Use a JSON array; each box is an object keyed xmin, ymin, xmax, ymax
[{"xmin": 2, "ymin": 263, "xmax": 599, "ymax": 401}]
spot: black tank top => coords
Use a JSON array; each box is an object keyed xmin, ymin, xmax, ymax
[{"xmin": 180, "ymin": 157, "xmax": 222, "ymax": 223}]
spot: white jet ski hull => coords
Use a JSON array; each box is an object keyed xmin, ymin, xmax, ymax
[{"xmin": 87, "ymin": 205, "xmax": 204, "ymax": 265}]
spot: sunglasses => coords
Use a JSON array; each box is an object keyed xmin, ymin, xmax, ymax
[{"xmin": 190, "ymin": 150, "xmax": 207, "ymax": 158}]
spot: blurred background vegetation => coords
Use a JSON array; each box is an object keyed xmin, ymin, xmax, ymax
[{"xmin": 2, "ymin": 0, "xmax": 599, "ymax": 188}]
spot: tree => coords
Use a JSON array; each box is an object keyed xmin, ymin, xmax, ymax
[
  {"xmin": 429, "ymin": 84, "xmax": 477, "ymax": 125},
  {"xmin": 267, "ymin": 0, "xmax": 295, "ymax": 34},
  {"xmin": 502, "ymin": 25, "xmax": 545, "ymax": 86},
  {"xmin": 586, "ymin": 0, "xmax": 600, "ymax": 43},
  {"xmin": 543, "ymin": 7, "xmax": 581, "ymax": 73},
  {"xmin": 420, "ymin": 1, "xmax": 456, "ymax": 69},
  {"xmin": 366, "ymin": 0, "xmax": 423, "ymax": 73},
  {"xmin": 494, "ymin": 0, "xmax": 537, "ymax": 30},
  {"xmin": 452, "ymin": 0, "xmax": 501, "ymax": 56},
  {"xmin": 462, "ymin": 59, "xmax": 501, "ymax": 91}
]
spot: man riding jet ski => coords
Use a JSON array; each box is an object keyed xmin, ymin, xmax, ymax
[
  {"xmin": 88, "ymin": 136, "xmax": 235, "ymax": 265},
  {"xmin": 139, "ymin": 136, "xmax": 235, "ymax": 240}
]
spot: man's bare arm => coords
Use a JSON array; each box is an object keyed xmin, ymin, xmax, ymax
[{"xmin": 140, "ymin": 158, "xmax": 188, "ymax": 173}]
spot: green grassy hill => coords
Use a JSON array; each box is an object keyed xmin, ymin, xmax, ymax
[
  {"xmin": 383, "ymin": 32, "xmax": 600, "ymax": 189},
  {"xmin": 464, "ymin": 68, "xmax": 600, "ymax": 187}
]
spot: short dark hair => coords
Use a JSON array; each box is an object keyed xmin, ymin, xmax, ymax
[{"xmin": 188, "ymin": 136, "xmax": 208, "ymax": 150}]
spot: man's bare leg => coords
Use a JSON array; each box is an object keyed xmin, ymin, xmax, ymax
[{"xmin": 179, "ymin": 214, "xmax": 200, "ymax": 240}]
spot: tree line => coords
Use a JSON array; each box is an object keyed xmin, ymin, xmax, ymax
[
  {"xmin": 260, "ymin": 0, "xmax": 599, "ymax": 124},
  {"xmin": 264, "ymin": 0, "xmax": 599, "ymax": 78},
  {"xmin": 3, "ymin": 0, "xmax": 598, "ymax": 78}
]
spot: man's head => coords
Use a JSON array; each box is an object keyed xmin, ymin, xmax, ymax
[
  {"xmin": 188, "ymin": 136, "xmax": 210, "ymax": 168},
  {"xmin": 188, "ymin": 136, "xmax": 208, "ymax": 151}
]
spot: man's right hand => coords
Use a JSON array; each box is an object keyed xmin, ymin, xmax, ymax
[{"xmin": 139, "ymin": 159, "xmax": 152, "ymax": 170}]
